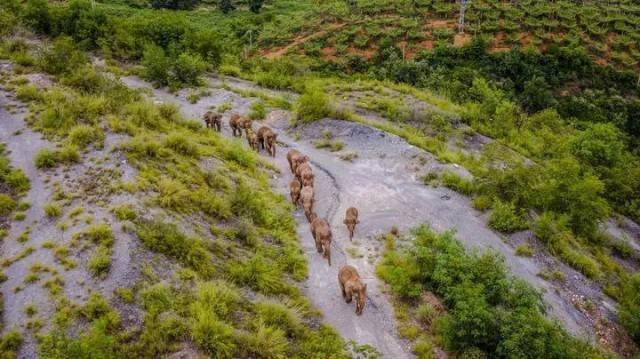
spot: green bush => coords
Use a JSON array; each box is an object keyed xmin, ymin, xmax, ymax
[
  {"xmin": 488, "ymin": 201, "xmax": 528, "ymax": 233},
  {"xmin": 16, "ymin": 85, "xmax": 42, "ymax": 102},
  {"xmin": 43, "ymin": 202, "xmax": 62, "ymax": 217},
  {"xmin": 23, "ymin": 0, "xmax": 50, "ymax": 34},
  {"xmin": 68, "ymin": 125, "xmax": 104, "ymax": 149},
  {"xmin": 34, "ymin": 148, "xmax": 58, "ymax": 169},
  {"xmin": 378, "ymin": 225, "xmax": 602, "ymax": 357},
  {"xmin": 190, "ymin": 307, "xmax": 236, "ymax": 357},
  {"xmin": 249, "ymin": 101, "xmax": 266, "ymax": 120},
  {"xmin": 441, "ymin": 171, "xmax": 475, "ymax": 196},
  {"xmin": 142, "ymin": 44, "xmax": 171, "ymax": 87},
  {"xmin": 0, "ymin": 194, "xmax": 16, "ymax": 216},
  {"xmin": 78, "ymin": 224, "xmax": 114, "ymax": 247},
  {"xmin": 619, "ymin": 274, "xmax": 640, "ymax": 343},
  {"xmin": 164, "ymin": 133, "xmax": 198, "ymax": 157},
  {"xmin": 472, "ymin": 195, "xmax": 492, "ymax": 211},
  {"xmin": 170, "ymin": 52, "xmax": 206, "ymax": 88},
  {"xmin": 136, "ymin": 219, "xmax": 212, "ymax": 277},
  {"xmin": 58, "ymin": 144, "xmax": 81, "ymax": 164},
  {"xmin": 295, "ymin": 86, "xmax": 329, "ymax": 123},
  {"xmin": 38, "ymin": 37, "xmax": 87, "ymax": 75},
  {"xmin": 4, "ymin": 169, "xmax": 30, "ymax": 193},
  {"xmin": 88, "ymin": 246, "xmax": 112, "ymax": 278}
]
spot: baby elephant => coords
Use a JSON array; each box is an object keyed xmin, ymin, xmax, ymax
[
  {"xmin": 299, "ymin": 185, "xmax": 314, "ymax": 222},
  {"xmin": 290, "ymin": 178, "xmax": 301, "ymax": 207},
  {"xmin": 311, "ymin": 217, "xmax": 332, "ymax": 266},
  {"xmin": 203, "ymin": 111, "xmax": 222, "ymax": 131},
  {"xmin": 343, "ymin": 207, "xmax": 359, "ymax": 241},
  {"xmin": 240, "ymin": 117, "xmax": 253, "ymax": 137},
  {"xmin": 229, "ymin": 113, "xmax": 243, "ymax": 137},
  {"xmin": 246, "ymin": 129, "xmax": 259, "ymax": 152},
  {"xmin": 338, "ymin": 265, "xmax": 367, "ymax": 315},
  {"xmin": 257, "ymin": 126, "xmax": 277, "ymax": 157}
]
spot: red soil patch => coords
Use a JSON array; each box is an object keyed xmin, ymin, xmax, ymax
[
  {"xmin": 489, "ymin": 31, "xmax": 512, "ymax": 53},
  {"xmin": 427, "ymin": 19, "xmax": 455, "ymax": 30},
  {"xmin": 418, "ymin": 40, "xmax": 434, "ymax": 50},
  {"xmin": 519, "ymin": 32, "xmax": 534, "ymax": 47},
  {"xmin": 453, "ymin": 33, "xmax": 471, "ymax": 47},
  {"xmin": 261, "ymin": 23, "xmax": 346, "ymax": 60},
  {"xmin": 320, "ymin": 46, "xmax": 338, "ymax": 62},
  {"xmin": 346, "ymin": 46, "xmax": 377, "ymax": 60}
]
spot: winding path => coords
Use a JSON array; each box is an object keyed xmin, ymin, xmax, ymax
[{"xmin": 120, "ymin": 75, "xmax": 598, "ymax": 357}]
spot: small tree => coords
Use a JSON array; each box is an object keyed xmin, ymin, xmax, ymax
[
  {"xmin": 218, "ymin": 0, "xmax": 234, "ymax": 13},
  {"xmin": 248, "ymin": 0, "xmax": 264, "ymax": 13}
]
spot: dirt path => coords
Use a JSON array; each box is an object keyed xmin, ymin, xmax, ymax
[{"xmin": 120, "ymin": 75, "xmax": 605, "ymax": 357}]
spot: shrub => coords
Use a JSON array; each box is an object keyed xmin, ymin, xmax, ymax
[
  {"xmin": 164, "ymin": 133, "xmax": 198, "ymax": 157},
  {"xmin": 295, "ymin": 86, "xmax": 329, "ymax": 123},
  {"xmin": 68, "ymin": 125, "xmax": 104, "ymax": 149},
  {"xmin": 38, "ymin": 37, "xmax": 87, "ymax": 75},
  {"xmin": 16, "ymin": 85, "xmax": 42, "ymax": 102},
  {"xmin": 248, "ymin": 101, "xmax": 266, "ymax": 120},
  {"xmin": 142, "ymin": 45, "xmax": 171, "ymax": 86},
  {"xmin": 227, "ymin": 255, "xmax": 285, "ymax": 295},
  {"xmin": 151, "ymin": 0, "xmax": 199, "ymax": 10},
  {"xmin": 240, "ymin": 323, "xmax": 288, "ymax": 359},
  {"xmin": 136, "ymin": 219, "xmax": 212, "ymax": 276},
  {"xmin": 515, "ymin": 244, "xmax": 534, "ymax": 257},
  {"xmin": 140, "ymin": 283, "xmax": 174, "ymax": 314},
  {"xmin": 190, "ymin": 308, "xmax": 236, "ymax": 357},
  {"xmin": 488, "ymin": 201, "xmax": 528, "ymax": 233},
  {"xmin": 472, "ymin": 195, "xmax": 492, "ymax": 211},
  {"xmin": 58, "ymin": 144, "xmax": 81, "ymax": 164},
  {"xmin": 111, "ymin": 204, "xmax": 137, "ymax": 221},
  {"xmin": 0, "ymin": 329, "xmax": 22, "ymax": 356},
  {"xmin": 170, "ymin": 52, "xmax": 206, "ymax": 88},
  {"xmin": 183, "ymin": 29, "xmax": 222, "ymax": 68},
  {"xmin": 255, "ymin": 300, "xmax": 303, "ymax": 336},
  {"xmin": 379, "ymin": 225, "xmax": 602, "ymax": 357},
  {"xmin": 0, "ymin": 194, "xmax": 16, "ymax": 216},
  {"xmin": 157, "ymin": 177, "xmax": 191, "ymax": 211},
  {"xmin": 5, "ymin": 169, "xmax": 30, "ymax": 193},
  {"xmin": 619, "ymin": 274, "xmax": 640, "ymax": 343},
  {"xmin": 88, "ymin": 246, "xmax": 112, "ymax": 278},
  {"xmin": 192, "ymin": 281, "xmax": 240, "ymax": 319},
  {"xmin": 34, "ymin": 148, "xmax": 58, "ymax": 169},
  {"xmin": 23, "ymin": 0, "xmax": 50, "ymax": 34},
  {"xmin": 78, "ymin": 224, "xmax": 114, "ymax": 247},
  {"xmin": 441, "ymin": 171, "xmax": 475, "ymax": 196},
  {"xmin": 43, "ymin": 202, "xmax": 62, "ymax": 217}
]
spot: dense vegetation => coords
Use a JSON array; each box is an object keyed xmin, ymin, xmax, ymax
[
  {"xmin": 0, "ymin": 9, "xmax": 351, "ymax": 356},
  {"xmin": 378, "ymin": 226, "xmax": 607, "ymax": 358},
  {"xmin": 1, "ymin": 0, "xmax": 640, "ymax": 354}
]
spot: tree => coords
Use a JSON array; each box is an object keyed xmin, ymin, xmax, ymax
[
  {"xmin": 570, "ymin": 123, "xmax": 625, "ymax": 168},
  {"xmin": 619, "ymin": 274, "xmax": 640, "ymax": 343},
  {"xmin": 218, "ymin": 0, "xmax": 234, "ymax": 13},
  {"xmin": 248, "ymin": 0, "xmax": 264, "ymax": 13},
  {"xmin": 151, "ymin": 0, "xmax": 199, "ymax": 10},
  {"xmin": 23, "ymin": 0, "xmax": 51, "ymax": 34}
]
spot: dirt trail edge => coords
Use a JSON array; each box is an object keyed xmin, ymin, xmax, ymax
[{"xmin": 120, "ymin": 75, "xmax": 596, "ymax": 358}]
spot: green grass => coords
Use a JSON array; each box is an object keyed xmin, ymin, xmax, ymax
[{"xmin": 43, "ymin": 202, "xmax": 62, "ymax": 217}]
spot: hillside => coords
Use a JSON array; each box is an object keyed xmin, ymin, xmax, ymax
[{"xmin": 1, "ymin": 0, "xmax": 640, "ymax": 358}]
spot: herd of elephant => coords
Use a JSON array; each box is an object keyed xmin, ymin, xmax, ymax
[{"xmin": 203, "ymin": 110, "xmax": 368, "ymax": 315}]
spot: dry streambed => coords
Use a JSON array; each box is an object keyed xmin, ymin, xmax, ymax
[{"xmin": 119, "ymin": 74, "xmax": 623, "ymax": 356}]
